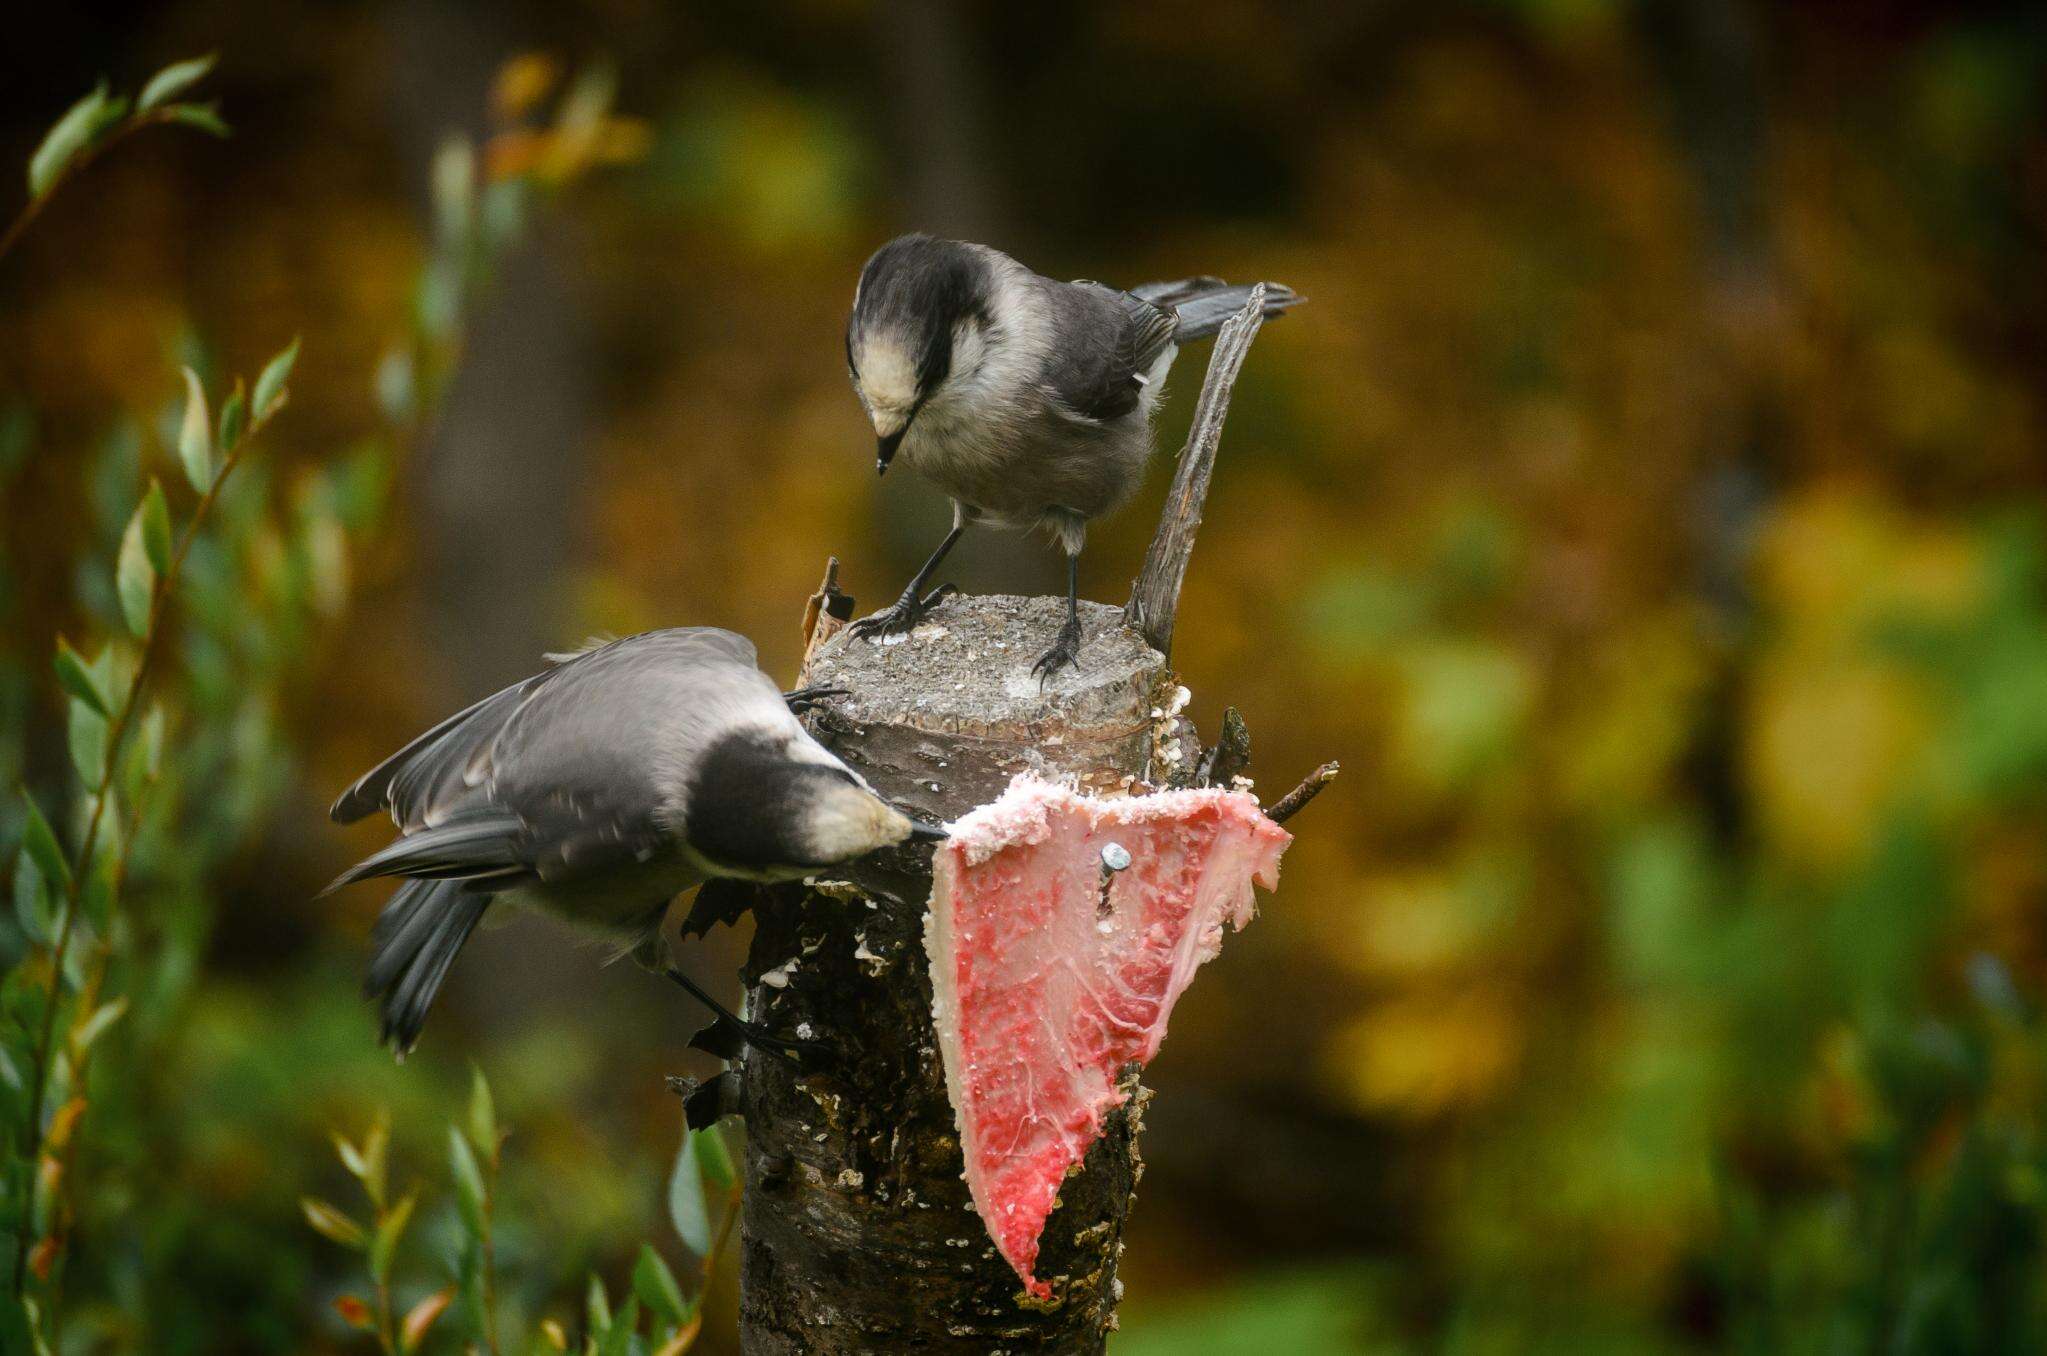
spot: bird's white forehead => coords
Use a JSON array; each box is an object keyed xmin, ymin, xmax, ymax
[{"xmin": 852, "ymin": 334, "xmax": 919, "ymax": 415}]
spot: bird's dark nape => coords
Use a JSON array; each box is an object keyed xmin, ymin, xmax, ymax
[{"xmin": 364, "ymin": 877, "xmax": 492, "ymax": 1054}]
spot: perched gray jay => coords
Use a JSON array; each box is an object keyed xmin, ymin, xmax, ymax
[
  {"xmin": 326, "ymin": 627, "xmax": 931, "ymax": 1054},
  {"xmin": 845, "ymin": 234, "xmax": 1300, "ymax": 677}
]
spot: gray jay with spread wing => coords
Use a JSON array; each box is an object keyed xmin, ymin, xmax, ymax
[
  {"xmin": 845, "ymin": 233, "xmax": 1300, "ymax": 678},
  {"xmin": 326, "ymin": 627, "xmax": 928, "ymax": 1054}
]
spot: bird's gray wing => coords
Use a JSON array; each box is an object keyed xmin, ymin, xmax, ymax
[
  {"xmin": 331, "ymin": 627, "xmax": 772, "ymax": 888},
  {"xmin": 330, "ymin": 672, "xmax": 557, "ymax": 828},
  {"xmin": 1039, "ymin": 281, "xmax": 1179, "ymax": 424},
  {"xmin": 466, "ymin": 628, "xmax": 785, "ymax": 886}
]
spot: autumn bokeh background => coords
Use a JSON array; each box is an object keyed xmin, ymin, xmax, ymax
[{"xmin": 3, "ymin": 1, "xmax": 2046, "ymax": 1351}]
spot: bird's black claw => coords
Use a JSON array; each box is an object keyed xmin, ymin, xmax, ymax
[
  {"xmin": 783, "ymin": 684, "xmax": 850, "ymax": 715},
  {"xmin": 848, "ymin": 583, "xmax": 958, "ymax": 640},
  {"xmin": 666, "ymin": 967, "xmax": 832, "ymax": 1070},
  {"xmin": 1031, "ymin": 620, "xmax": 1084, "ymax": 685}
]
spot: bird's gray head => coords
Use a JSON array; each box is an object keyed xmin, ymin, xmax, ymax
[
  {"xmin": 846, "ymin": 234, "xmax": 992, "ymax": 475},
  {"xmin": 684, "ymin": 729, "xmax": 917, "ymax": 876}
]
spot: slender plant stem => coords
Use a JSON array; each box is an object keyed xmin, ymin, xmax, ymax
[
  {"xmin": 37, "ymin": 782, "xmax": 153, "ymax": 1342},
  {"xmin": 12, "ymin": 404, "xmax": 280, "ymax": 1296},
  {"xmin": 0, "ymin": 109, "xmax": 201, "ymax": 267}
]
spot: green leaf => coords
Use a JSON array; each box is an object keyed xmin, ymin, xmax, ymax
[
  {"xmin": 18, "ymin": 793, "xmax": 71, "ymax": 894},
  {"xmin": 116, "ymin": 506, "xmax": 158, "ymax": 637},
  {"xmin": 139, "ymin": 703, "xmax": 166, "ymax": 779},
  {"xmin": 137, "ymin": 55, "xmax": 216, "ymax": 112},
  {"xmin": 632, "ymin": 1244, "xmax": 687, "ymax": 1326},
  {"xmin": 360, "ymin": 1114, "xmax": 390, "ymax": 1208},
  {"xmin": 465, "ymin": 1062, "xmax": 497, "ymax": 1161},
  {"xmin": 139, "ymin": 477, "xmax": 173, "ymax": 574},
  {"xmin": 301, "ymin": 1196, "xmax": 367, "ymax": 1249},
  {"xmin": 585, "ymin": 1274, "xmax": 613, "ymax": 1335},
  {"xmin": 600, "ymin": 1297, "xmax": 640, "ymax": 1356},
  {"xmin": 693, "ymin": 1125, "xmax": 736, "ymax": 1191},
  {"xmin": 216, "ymin": 381, "xmax": 246, "ymax": 452},
  {"xmin": 176, "ymin": 366, "xmax": 213, "ymax": 492},
  {"xmin": 52, "ymin": 638, "xmax": 109, "ymax": 718},
  {"xmin": 13, "ymin": 852, "xmax": 53, "ymax": 946},
  {"xmin": 667, "ymin": 1123, "xmax": 711, "ymax": 1255},
  {"xmin": 28, "ymin": 84, "xmax": 115, "ymax": 198},
  {"xmin": 369, "ymin": 1191, "xmax": 416, "ymax": 1284},
  {"xmin": 162, "ymin": 103, "xmax": 229, "ymax": 137},
  {"xmin": 448, "ymin": 1122, "xmax": 488, "ymax": 1237},
  {"xmin": 68, "ymin": 694, "xmax": 108, "ymax": 784},
  {"xmin": 252, "ymin": 336, "xmax": 299, "ymax": 419},
  {"xmin": 70, "ymin": 996, "xmax": 127, "ymax": 1053}
]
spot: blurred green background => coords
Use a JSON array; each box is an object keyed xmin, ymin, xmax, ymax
[{"xmin": 2, "ymin": 1, "xmax": 2045, "ymax": 1351}]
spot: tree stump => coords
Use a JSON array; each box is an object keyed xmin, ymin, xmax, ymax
[{"xmin": 734, "ymin": 594, "xmax": 1199, "ymax": 1353}]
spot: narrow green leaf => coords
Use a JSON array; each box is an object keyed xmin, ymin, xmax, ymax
[
  {"xmin": 667, "ymin": 1125, "xmax": 711, "ymax": 1255},
  {"xmin": 585, "ymin": 1274, "xmax": 613, "ymax": 1334},
  {"xmin": 693, "ymin": 1125, "xmax": 736, "ymax": 1191},
  {"xmin": 137, "ymin": 55, "xmax": 215, "ymax": 112},
  {"xmin": 176, "ymin": 366, "xmax": 213, "ymax": 491},
  {"xmin": 300, "ymin": 1196, "xmax": 367, "ymax": 1249},
  {"xmin": 252, "ymin": 336, "xmax": 299, "ymax": 419},
  {"xmin": 18, "ymin": 793, "xmax": 70, "ymax": 894},
  {"xmin": 332, "ymin": 1132, "xmax": 366, "ymax": 1179},
  {"xmin": 139, "ymin": 703, "xmax": 166, "ymax": 778},
  {"xmin": 448, "ymin": 1123, "xmax": 487, "ymax": 1237},
  {"xmin": 13, "ymin": 852, "xmax": 53, "ymax": 946},
  {"xmin": 139, "ymin": 478, "xmax": 173, "ymax": 574},
  {"xmin": 360, "ymin": 1113, "xmax": 389, "ymax": 1209},
  {"xmin": 632, "ymin": 1244, "xmax": 687, "ymax": 1326},
  {"xmin": 216, "ymin": 381, "xmax": 246, "ymax": 452},
  {"xmin": 116, "ymin": 508, "xmax": 157, "ymax": 637},
  {"xmin": 28, "ymin": 84, "xmax": 112, "ymax": 198},
  {"xmin": 162, "ymin": 103, "xmax": 229, "ymax": 137},
  {"xmin": 466, "ymin": 1063, "xmax": 497, "ymax": 1161},
  {"xmin": 600, "ymin": 1297, "xmax": 639, "ymax": 1356},
  {"xmin": 369, "ymin": 1191, "xmax": 416, "ymax": 1283},
  {"xmin": 71, "ymin": 997, "xmax": 127, "ymax": 1053},
  {"xmin": 67, "ymin": 695, "xmax": 108, "ymax": 784},
  {"xmin": 52, "ymin": 638, "xmax": 110, "ymax": 718}
]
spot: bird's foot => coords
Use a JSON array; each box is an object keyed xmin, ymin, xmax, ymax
[
  {"xmin": 782, "ymin": 683, "xmax": 850, "ymax": 715},
  {"xmin": 1031, "ymin": 616, "xmax": 1085, "ymax": 686},
  {"xmin": 848, "ymin": 583, "xmax": 958, "ymax": 640},
  {"xmin": 692, "ymin": 1010, "xmax": 831, "ymax": 1070},
  {"xmin": 667, "ymin": 968, "xmax": 831, "ymax": 1070}
]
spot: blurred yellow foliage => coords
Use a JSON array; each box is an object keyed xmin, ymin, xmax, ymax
[{"xmin": 1321, "ymin": 987, "xmax": 1524, "ymax": 1118}]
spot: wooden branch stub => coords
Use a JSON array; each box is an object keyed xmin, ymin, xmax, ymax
[
  {"xmin": 1266, "ymin": 760, "xmax": 1339, "ymax": 826},
  {"xmin": 1124, "ymin": 284, "xmax": 1269, "ymax": 659},
  {"xmin": 802, "ymin": 555, "xmax": 854, "ymax": 663}
]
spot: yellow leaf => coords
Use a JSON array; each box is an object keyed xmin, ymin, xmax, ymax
[
  {"xmin": 492, "ymin": 53, "xmax": 560, "ymax": 123},
  {"xmin": 400, "ymin": 1287, "xmax": 453, "ymax": 1352}
]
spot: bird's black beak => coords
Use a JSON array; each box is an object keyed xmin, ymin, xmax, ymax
[
  {"xmin": 907, "ymin": 818, "xmax": 949, "ymax": 842},
  {"xmin": 876, "ymin": 428, "xmax": 905, "ymax": 477}
]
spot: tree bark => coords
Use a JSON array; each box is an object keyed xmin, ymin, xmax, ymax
[{"xmin": 733, "ymin": 594, "xmax": 1199, "ymax": 1352}]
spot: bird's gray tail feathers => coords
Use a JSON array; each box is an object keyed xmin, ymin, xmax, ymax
[
  {"xmin": 1132, "ymin": 278, "xmax": 1303, "ymax": 343},
  {"xmin": 364, "ymin": 878, "xmax": 492, "ymax": 1055}
]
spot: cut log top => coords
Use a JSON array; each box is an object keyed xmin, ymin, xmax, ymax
[{"xmin": 801, "ymin": 595, "xmax": 1174, "ymax": 822}]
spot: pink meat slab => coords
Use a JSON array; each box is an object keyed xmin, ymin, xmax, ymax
[{"xmin": 924, "ymin": 775, "xmax": 1291, "ymax": 1298}]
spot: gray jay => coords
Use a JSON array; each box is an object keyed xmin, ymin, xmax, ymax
[
  {"xmin": 844, "ymin": 234, "xmax": 1299, "ymax": 677},
  {"xmin": 326, "ymin": 627, "xmax": 933, "ymax": 1053}
]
